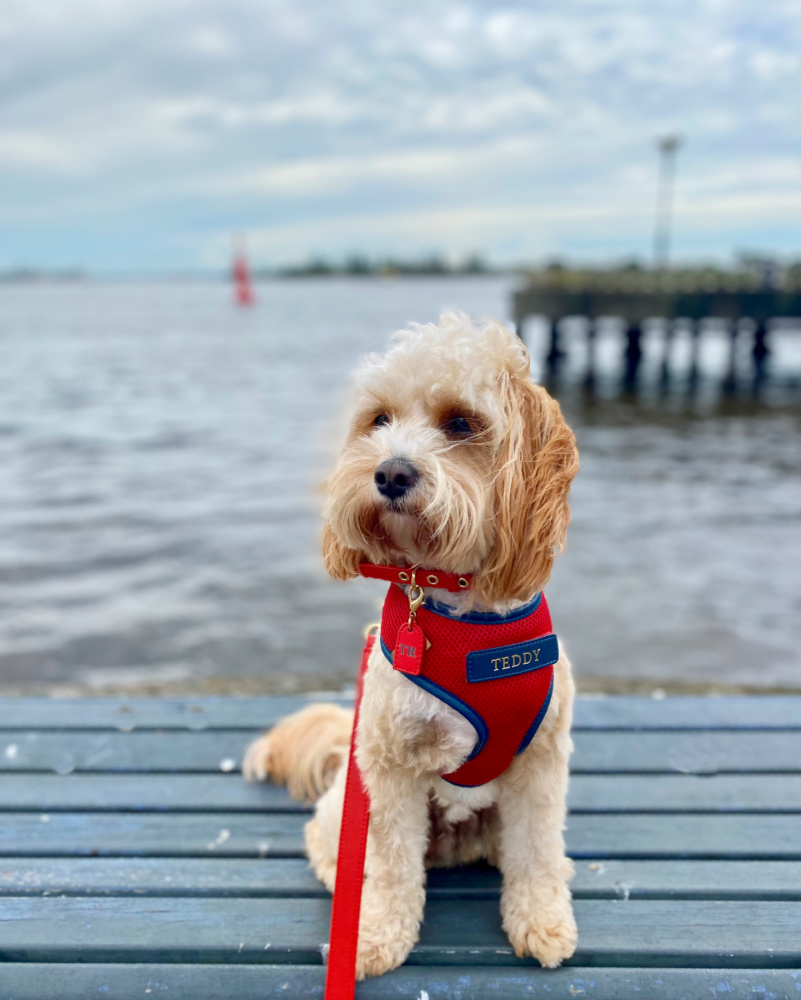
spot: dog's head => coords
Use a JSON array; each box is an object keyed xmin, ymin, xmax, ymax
[{"xmin": 322, "ymin": 313, "xmax": 578, "ymax": 605}]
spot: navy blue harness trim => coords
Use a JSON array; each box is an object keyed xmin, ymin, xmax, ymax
[
  {"xmin": 514, "ymin": 674, "xmax": 554, "ymax": 757},
  {"xmin": 380, "ymin": 636, "xmax": 488, "ymax": 768},
  {"xmin": 423, "ymin": 592, "xmax": 542, "ymax": 624}
]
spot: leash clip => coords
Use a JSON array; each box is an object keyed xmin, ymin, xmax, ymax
[{"xmin": 407, "ymin": 568, "xmax": 425, "ymax": 626}]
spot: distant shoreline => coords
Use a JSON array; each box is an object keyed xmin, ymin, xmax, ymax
[
  {"xmin": 3, "ymin": 257, "xmax": 798, "ymax": 287},
  {"xmin": 0, "ymin": 270, "xmax": 512, "ymax": 284}
]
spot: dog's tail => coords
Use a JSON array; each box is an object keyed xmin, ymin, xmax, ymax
[{"xmin": 242, "ymin": 703, "xmax": 354, "ymax": 802}]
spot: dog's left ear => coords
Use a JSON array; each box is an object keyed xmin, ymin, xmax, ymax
[
  {"xmin": 475, "ymin": 373, "xmax": 578, "ymax": 605},
  {"xmin": 321, "ymin": 523, "xmax": 362, "ymax": 581}
]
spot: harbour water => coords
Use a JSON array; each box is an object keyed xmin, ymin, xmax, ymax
[{"xmin": 0, "ymin": 277, "xmax": 799, "ymax": 694}]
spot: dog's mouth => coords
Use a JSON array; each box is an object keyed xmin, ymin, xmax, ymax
[
  {"xmin": 374, "ymin": 498, "xmax": 432, "ymax": 561},
  {"xmin": 378, "ymin": 497, "xmax": 421, "ymax": 529},
  {"xmin": 380, "ymin": 494, "xmax": 416, "ymax": 514}
]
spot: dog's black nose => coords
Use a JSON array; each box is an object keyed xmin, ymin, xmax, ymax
[{"xmin": 374, "ymin": 458, "xmax": 419, "ymax": 501}]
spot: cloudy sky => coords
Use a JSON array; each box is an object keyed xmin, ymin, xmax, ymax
[{"xmin": 0, "ymin": 0, "xmax": 799, "ymax": 271}]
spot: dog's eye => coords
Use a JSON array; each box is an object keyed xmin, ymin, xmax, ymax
[
  {"xmin": 373, "ymin": 413, "xmax": 390, "ymax": 428},
  {"xmin": 445, "ymin": 416, "xmax": 474, "ymax": 436}
]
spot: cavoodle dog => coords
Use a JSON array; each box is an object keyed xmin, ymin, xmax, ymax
[{"xmin": 244, "ymin": 313, "xmax": 579, "ymax": 979}]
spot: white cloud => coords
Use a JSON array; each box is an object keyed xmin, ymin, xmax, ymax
[
  {"xmin": 211, "ymin": 134, "xmax": 546, "ymax": 196},
  {"xmin": 153, "ymin": 91, "xmax": 367, "ymax": 130},
  {"xmin": 186, "ymin": 25, "xmax": 235, "ymax": 58},
  {"xmin": 750, "ymin": 50, "xmax": 800, "ymax": 81},
  {"xmin": 0, "ymin": 131, "xmax": 81, "ymax": 171}
]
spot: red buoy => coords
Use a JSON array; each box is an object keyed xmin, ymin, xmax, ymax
[{"xmin": 233, "ymin": 239, "xmax": 255, "ymax": 306}]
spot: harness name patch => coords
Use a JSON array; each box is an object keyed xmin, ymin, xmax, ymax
[{"xmin": 466, "ymin": 633, "xmax": 559, "ymax": 683}]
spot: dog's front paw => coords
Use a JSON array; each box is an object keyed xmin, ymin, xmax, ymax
[
  {"xmin": 355, "ymin": 921, "xmax": 417, "ymax": 980},
  {"xmin": 504, "ymin": 894, "xmax": 577, "ymax": 968},
  {"xmin": 353, "ymin": 892, "xmax": 422, "ymax": 980}
]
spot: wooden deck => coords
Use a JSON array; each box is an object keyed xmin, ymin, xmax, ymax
[{"xmin": 1, "ymin": 694, "xmax": 800, "ymax": 999}]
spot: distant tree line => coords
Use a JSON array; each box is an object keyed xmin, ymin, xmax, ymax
[{"xmin": 265, "ymin": 252, "xmax": 492, "ymax": 279}]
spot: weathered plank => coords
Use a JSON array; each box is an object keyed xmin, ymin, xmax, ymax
[
  {"xmin": 2, "ymin": 857, "xmax": 801, "ymax": 901},
  {"xmin": 1, "ymin": 812, "xmax": 801, "ymax": 859},
  {"xmin": 567, "ymin": 775, "xmax": 801, "ymax": 813},
  {"xmin": 0, "ymin": 696, "xmax": 347, "ymax": 731},
  {"xmin": 0, "ymin": 896, "xmax": 799, "ymax": 967},
  {"xmin": 566, "ymin": 814, "xmax": 801, "ymax": 860},
  {"xmin": 569, "ymin": 858, "xmax": 801, "ymax": 900},
  {"xmin": 0, "ymin": 857, "xmax": 327, "ymax": 899},
  {"xmin": 4, "ymin": 729, "xmax": 801, "ymax": 774},
  {"xmin": 0, "ymin": 774, "xmax": 306, "ymax": 812},
  {"xmin": 0, "ymin": 730, "xmax": 253, "ymax": 773},
  {"xmin": 0, "ymin": 813, "xmax": 304, "ymax": 857},
  {"xmin": 1, "ymin": 696, "xmax": 800, "ymax": 731},
  {"xmin": 573, "ymin": 730, "xmax": 801, "ymax": 774},
  {"xmin": 1, "ymin": 772, "xmax": 799, "ymax": 813},
  {"xmin": 2, "ymin": 964, "xmax": 800, "ymax": 1000},
  {"xmin": 571, "ymin": 696, "xmax": 801, "ymax": 731}
]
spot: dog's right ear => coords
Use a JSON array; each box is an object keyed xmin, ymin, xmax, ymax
[{"xmin": 322, "ymin": 523, "xmax": 361, "ymax": 581}]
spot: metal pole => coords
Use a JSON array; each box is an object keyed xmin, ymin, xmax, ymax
[{"xmin": 654, "ymin": 135, "xmax": 682, "ymax": 271}]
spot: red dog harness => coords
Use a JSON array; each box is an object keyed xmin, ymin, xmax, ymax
[
  {"xmin": 324, "ymin": 564, "xmax": 559, "ymax": 998},
  {"xmin": 378, "ymin": 580, "xmax": 557, "ymax": 786}
]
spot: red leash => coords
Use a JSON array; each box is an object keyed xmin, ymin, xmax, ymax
[
  {"xmin": 324, "ymin": 566, "xmax": 473, "ymax": 999},
  {"xmin": 324, "ymin": 628, "xmax": 375, "ymax": 1000}
]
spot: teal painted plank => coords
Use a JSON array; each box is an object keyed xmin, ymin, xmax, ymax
[
  {"xmin": 572, "ymin": 731, "xmax": 801, "ymax": 774},
  {"xmin": 573, "ymin": 696, "xmax": 801, "ymax": 731},
  {"xmin": 1, "ymin": 772, "xmax": 799, "ymax": 813},
  {"xmin": 0, "ymin": 812, "xmax": 304, "ymax": 857},
  {"xmin": 0, "ymin": 896, "xmax": 799, "ymax": 967},
  {"xmin": 0, "ymin": 858, "xmax": 324, "ymax": 899},
  {"xmin": 0, "ymin": 696, "xmax": 348, "ymax": 731},
  {"xmin": 570, "ymin": 858, "xmax": 801, "ymax": 900},
  {"xmin": 1, "ymin": 696, "xmax": 800, "ymax": 731},
  {"xmin": 4, "ymin": 729, "xmax": 801, "ymax": 774},
  {"xmin": 2, "ymin": 858, "xmax": 801, "ymax": 901},
  {"xmin": 568, "ymin": 775, "xmax": 801, "ymax": 813},
  {"xmin": 0, "ymin": 730, "xmax": 252, "ymax": 773},
  {"xmin": 1, "ymin": 812, "xmax": 800, "ymax": 859},
  {"xmin": 566, "ymin": 815, "xmax": 801, "ymax": 860},
  {"xmin": 0, "ymin": 774, "xmax": 305, "ymax": 812},
  {"xmin": 2, "ymin": 965, "xmax": 800, "ymax": 1000}
]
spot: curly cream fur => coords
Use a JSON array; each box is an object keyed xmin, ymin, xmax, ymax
[{"xmin": 245, "ymin": 312, "xmax": 579, "ymax": 978}]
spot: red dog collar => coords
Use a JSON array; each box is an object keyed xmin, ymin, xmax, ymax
[{"xmin": 358, "ymin": 562, "xmax": 472, "ymax": 593}]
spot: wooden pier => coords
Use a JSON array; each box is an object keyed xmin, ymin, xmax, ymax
[
  {"xmin": 1, "ymin": 694, "xmax": 801, "ymax": 998},
  {"xmin": 513, "ymin": 274, "xmax": 801, "ymax": 393}
]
